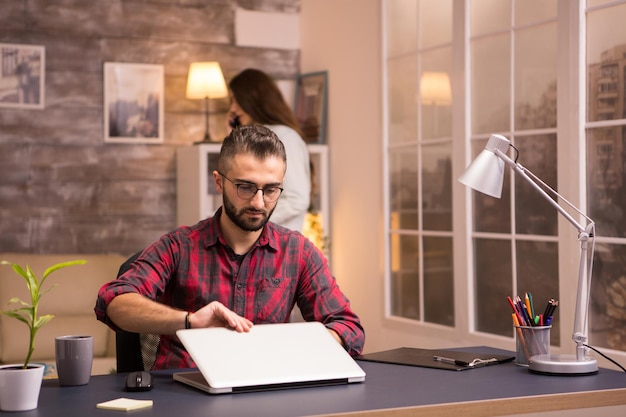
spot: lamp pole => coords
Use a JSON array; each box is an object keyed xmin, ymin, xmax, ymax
[{"xmin": 203, "ymin": 96, "xmax": 211, "ymax": 142}]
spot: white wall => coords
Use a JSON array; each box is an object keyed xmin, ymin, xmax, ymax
[{"xmin": 299, "ymin": 0, "xmax": 386, "ymax": 352}]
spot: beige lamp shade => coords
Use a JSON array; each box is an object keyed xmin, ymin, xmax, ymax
[
  {"xmin": 186, "ymin": 62, "xmax": 228, "ymax": 100},
  {"xmin": 420, "ymin": 72, "xmax": 451, "ymax": 105}
]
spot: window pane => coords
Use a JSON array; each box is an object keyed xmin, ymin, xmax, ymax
[
  {"xmin": 390, "ymin": 234, "xmax": 420, "ymax": 319},
  {"xmin": 388, "ymin": 55, "xmax": 418, "ymax": 145},
  {"xmin": 422, "ymin": 142, "xmax": 452, "ymax": 231},
  {"xmin": 514, "ymin": 0, "xmax": 557, "ymax": 27},
  {"xmin": 423, "ymin": 236, "xmax": 453, "ymax": 326},
  {"xmin": 475, "ymin": 238, "xmax": 512, "ymax": 336},
  {"xmin": 421, "ymin": 47, "xmax": 452, "ymax": 139},
  {"xmin": 590, "ymin": 242, "xmax": 626, "ymax": 351},
  {"xmin": 514, "ymin": 23, "xmax": 557, "ymax": 130},
  {"xmin": 515, "ymin": 134, "xmax": 558, "ymax": 236},
  {"xmin": 471, "ymin": 139, "xmax": 512, "ymax": 233},
  {"xmin": 419, "ymin": 0, "xmax": 452, "ymax": 48},
  {"xmin": 385, "ymin": 0, "xmax": 417, "ymax": 57},
  {"xmin": 471, "ymin": 0, "xmax": 510, "ymax": 37},
  {"xmin": 516, "ymin": 240, "xmax": 560, "ymax": 346},
  {"xmin": 587, "ymin": 127, "xmax": 626, "ymax": 238},
  {"xmin": 587, "ymin": 3, "xmax": 626, "ymax": 122},
  {"xmin": 471, "ymin": 34, "xmax": 511, "ymax": 134},
  {"xmin": 389, "ymin": 147, "xmax": 418, "ymax": 230}
]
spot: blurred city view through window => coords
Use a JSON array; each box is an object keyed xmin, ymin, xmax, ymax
[{"xmin": 384, "ymin": 0, "xmax": 626, "ymax": 354}]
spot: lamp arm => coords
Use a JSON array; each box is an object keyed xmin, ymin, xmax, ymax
[
  {"xmin": 494, "ymin": 148, "xmax": 595, "ymax": 358},
  {"xmin": 493, "ymin": 149, "xmax": 588, "ymax": 234}
]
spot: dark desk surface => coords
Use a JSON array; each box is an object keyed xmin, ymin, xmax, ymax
[{"xmin": 16, "ymin": 347, "xmax": 626, "ymax": 417}]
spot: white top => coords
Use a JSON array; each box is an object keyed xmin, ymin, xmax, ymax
[{"xmin": 265, "ymin": 124, "xmax": 311, "ymax": 231}]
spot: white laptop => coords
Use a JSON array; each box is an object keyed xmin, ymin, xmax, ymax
[{"xmin": 173, "ymin": 321, "xmax": 365, "ymax": 394}]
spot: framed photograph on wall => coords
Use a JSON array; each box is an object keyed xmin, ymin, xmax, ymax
[
  {"xmin": 294, "ymin": 71, "xmax": 328, "ymax": 144},
  {"xmin": 104, "ymin": 62, "xmax": 164, "ymax": 144},
  {"xmin": 0, "ymin": 43, "xmax": 45, "ymax": 109}
]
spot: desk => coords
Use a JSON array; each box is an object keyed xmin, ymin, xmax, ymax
[{"xmin": 17, "ymin": 347, "xmax": 626, "ymax": 417}]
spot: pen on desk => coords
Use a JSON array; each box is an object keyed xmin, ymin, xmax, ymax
[{"xmin": 433, "ymin": 355, "xmax": 469, "ymax": 367}]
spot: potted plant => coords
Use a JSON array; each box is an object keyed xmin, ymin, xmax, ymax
[{"xmin": 0, "ymin": 259, "xmax": 86, "ymax": 412}]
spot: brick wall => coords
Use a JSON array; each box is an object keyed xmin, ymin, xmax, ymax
[{"xmin": 0, "ymin": 0, "xmax": 300, "ymax": 255}]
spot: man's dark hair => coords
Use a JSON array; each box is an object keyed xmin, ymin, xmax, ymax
[{"xmin": 218, "ymin": 125, "xmax": 287, "ymax": 173}]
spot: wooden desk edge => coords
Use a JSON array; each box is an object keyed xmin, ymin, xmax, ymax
[{"xmin": 314, "ymin": 387, "xmax": 626, "ymax": 417}]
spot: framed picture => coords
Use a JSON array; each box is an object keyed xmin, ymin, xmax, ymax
[
  {"xmin": 0, "ymin": 43, "xmax": 45, "ymax": 109},
  {"xmin": 104, "ymin": 62, "xmax": 164, "ymax": 144},
  {"xmin": 294, "ymin": 71, "xmax": 328, "ymax": 144}
]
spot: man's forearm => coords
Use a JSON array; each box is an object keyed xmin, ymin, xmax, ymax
[{"xmin": 106, "ymin": 293, "xmax": 187, "ymax": 335}]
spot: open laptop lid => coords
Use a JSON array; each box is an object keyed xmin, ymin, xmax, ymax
[{"xmin": 174, "ymin": 321, "xmax": 365, "ymax": 394}]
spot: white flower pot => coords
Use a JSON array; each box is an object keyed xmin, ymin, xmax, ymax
[{"xmin": 0, "ymin": 363, "xmax": 45, "ymax": 411}]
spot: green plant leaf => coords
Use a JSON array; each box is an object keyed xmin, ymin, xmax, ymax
[
  {"xmin": 41, "ymin": 260, "xmax": 86, "ymax": 284},
  {"xmin": 34, "ymin": 314, "xmax": 55, "ymax": 329},
  {"xmin": 2, "ymin": 310, "xmax": 30, "ymax": 325},
  {"xmin": 38, "ymin": 283, "xmax": 59, "ymax": 301},
  {"xmin": 6, "ymin": 296, "xmax": 30, "ymax": 307},
  {"xmin": 1, "ymin": 262, "xmax": 29, "ymax": 282},
  {"xmin": 25, "ymin": 266, "xmax": 39, "ymax": 303}
]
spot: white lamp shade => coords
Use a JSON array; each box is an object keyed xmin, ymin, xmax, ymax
[
  {"xmin": 420, "ymin": 72, "xmax": 451, "ymax": 105},
  {"xmin": 186, "ymin": 62, "xmax": 228, "ymax": 100},
  {"xmin": 458, "ymin": 134, "xmax": 511, "ymax": 198}
]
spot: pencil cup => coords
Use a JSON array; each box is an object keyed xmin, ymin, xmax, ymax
[
  {"xmin": 55, "ymin": 335, "xmax": 93, "ymax": 386},
  {"xmin": 514, "ymin": 325, "xmax": 551, "ymax": 366}
]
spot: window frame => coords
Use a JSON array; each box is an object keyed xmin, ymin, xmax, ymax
[{"xmin": 382, "ymin": 0, "xmax": 626, "ymax": 364}]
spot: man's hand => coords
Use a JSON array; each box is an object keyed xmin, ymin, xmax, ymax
[{"xmin": 189, "ymin": 301, "xmax": 253, "ymax": 332}]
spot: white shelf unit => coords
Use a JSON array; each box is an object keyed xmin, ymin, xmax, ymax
[
  {"xmin": 176, "ymin": 143, "xmax": 222, "ymax": 227},
  {"xmin": 176, "ymin": 144, "xmax": 330, "ymax": 252}
]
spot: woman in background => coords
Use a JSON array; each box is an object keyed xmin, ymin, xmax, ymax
[{"xmin": 227, "ymin": 68, "xmax": 310, "ymax": 232}]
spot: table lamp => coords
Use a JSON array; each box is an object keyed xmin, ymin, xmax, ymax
[
  {"xmin": 420, "ymin": 72, "xmax": 451, "ymax": 106},
  {"xmin": 459, "ymin": 133, "xmax": 598, "ymax": 375},
  {"xmin": 420, "ymin": 72, "xmax": 451, "ymax": 137},
  {"xmin": 186, "ymin": 62, "xmax": 228, "ymax": 142}
]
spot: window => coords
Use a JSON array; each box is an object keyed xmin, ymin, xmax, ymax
[
  {"xmin": 586, "ymin": 1, "xmax": 626, "ymax": 352},
  {"xmin": 385, "ymin": 0, "xmax": 454, "ymax": 326},
  {"xmin": 383, "ymin": 0, "xmax": 626, "ymax": 357},
  {"xmin": 470, "ymin": 0, "xmax": 559, "ymax": 344}
]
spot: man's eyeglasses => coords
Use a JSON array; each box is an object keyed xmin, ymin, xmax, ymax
[{"xmin": 218, "ymin": 172, "xmax": 283, "ymax": 202}]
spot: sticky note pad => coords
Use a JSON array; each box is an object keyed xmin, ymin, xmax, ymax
[{"xmin": 96, "ymin": 398, "xmax": 153, "ymax": 411}]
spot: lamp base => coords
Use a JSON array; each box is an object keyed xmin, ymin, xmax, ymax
[
  {"xmin": 193, "ymin": 138, "xmax": 220, "ymax": 145},
  {"xmin": 528, "ymin": 354, "xmax": 598, "ymax": 375}
]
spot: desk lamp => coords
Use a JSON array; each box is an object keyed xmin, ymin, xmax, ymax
[
  {"xmin": 459, "ymin": 134, "xmax": 598, "ymax": 375},
  {"xmin": 186, "ymin": 62, "xmax": 228, "ymax": 142}
]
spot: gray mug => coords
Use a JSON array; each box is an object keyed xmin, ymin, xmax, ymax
[{"xmin": 55, "ymin": 335, "xmax": 93, "ymax": 386}]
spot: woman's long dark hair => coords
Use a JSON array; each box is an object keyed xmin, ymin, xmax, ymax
[{"xmin": 229, "ymin": 68, "xmax": 304, "ymax": 137}]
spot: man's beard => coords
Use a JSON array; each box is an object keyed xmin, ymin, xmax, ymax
[{"xmin": 222, "ymin": 192, "xmax": 275, "ymax": 232}]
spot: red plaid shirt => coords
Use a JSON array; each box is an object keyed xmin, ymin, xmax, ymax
[{"xmin": 95, "ymin": 208, "xmax": 365, "ymax": 370}]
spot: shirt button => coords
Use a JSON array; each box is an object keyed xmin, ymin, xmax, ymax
[
  {"xmin": 272, "ymin": 279, "xmax": 280, "ymax": 285},
  {"xmin": 237, "ymin": 283, "xmax": 243, "ymax": 290}
]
